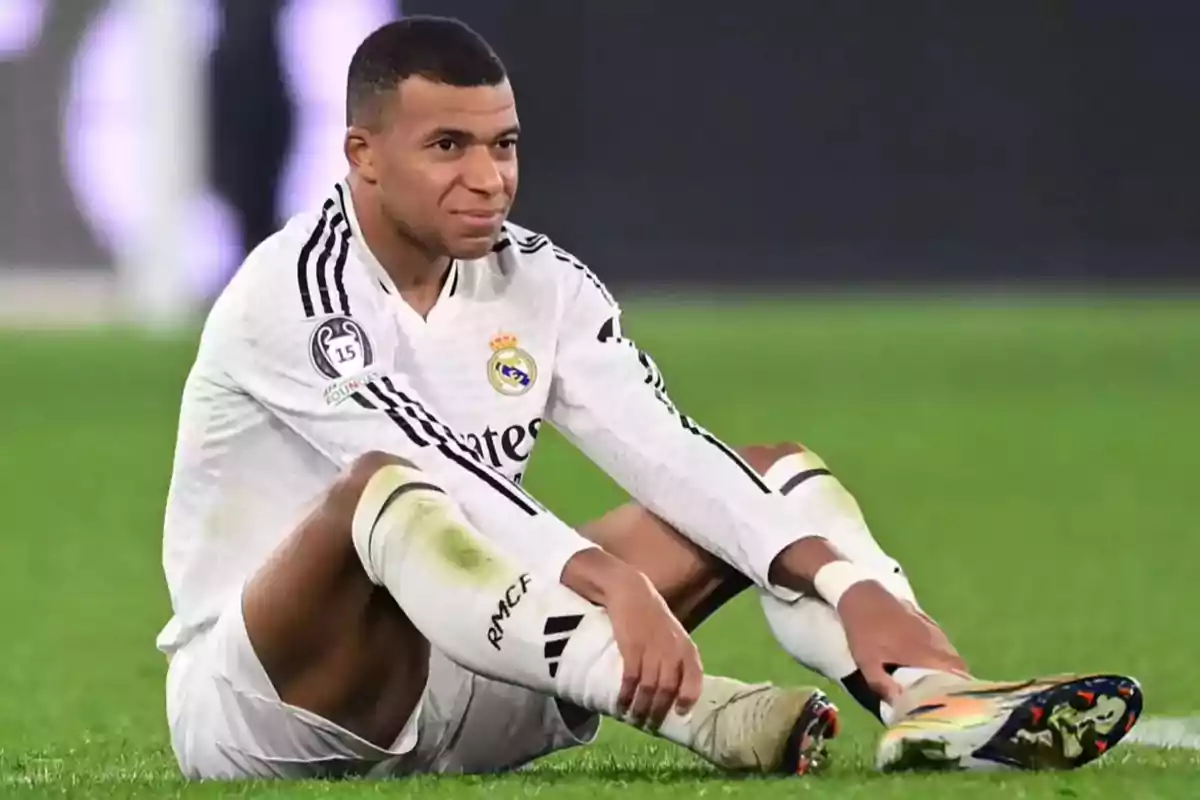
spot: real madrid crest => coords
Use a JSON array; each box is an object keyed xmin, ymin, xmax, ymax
[{"xmin": 487, "ymin": 333, "xmax": 537, "ymax": 396}]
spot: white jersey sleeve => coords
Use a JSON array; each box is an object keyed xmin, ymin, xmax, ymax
[
  {"xmin": 225, "ymin": 294, "xmax": 596, "ymax": 581},
  {"xmin": 546, "ymin": 251, "xmax": 819, "ymax": 598}
]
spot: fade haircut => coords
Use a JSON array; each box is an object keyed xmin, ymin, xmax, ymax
[{"xmin": 346, "ymin": 16, "xmax": 507, "ymax": 129}]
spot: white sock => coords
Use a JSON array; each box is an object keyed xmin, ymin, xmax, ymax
[
  {"xmin": 761, "ymin": 451, "xmax": 918, "ymax": 604},
  {"xmin": 350, "ymin": 465, "xmax": 755, "ymax": 755},
  {"xmin": 757, "ymin": 450, "xmax": 951, "ymax": 724},
  {"xmin": 892, "ymin": 667, "xmax": 943, "ymax": 688},
  {"xmin": 545, "ymin": 610, "xmax": 746, "ymax": 750}
]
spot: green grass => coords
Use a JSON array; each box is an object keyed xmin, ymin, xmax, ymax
[{"xmin": 1, "ymin": 295, "xmax": 1198, "ymax": 798}]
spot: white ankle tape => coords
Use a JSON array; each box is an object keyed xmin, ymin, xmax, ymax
[{"xmin": 813, "ymin": 560, "xmax": 875, "ymax": 609}]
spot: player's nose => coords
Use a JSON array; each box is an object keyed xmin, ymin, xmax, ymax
[{"xmin": 461, "ymin": 148, "xmax": 505, "ymax": 195}]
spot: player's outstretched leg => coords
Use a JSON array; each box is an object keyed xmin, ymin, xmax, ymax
[
  {"xmin": 346, "ymin": 452, "xmax": 838, "ymax": 775},
  {"xmin": 581, "ymin": 443, "xmax": 1143, "ymax": 773},
  {"xmin": 754, "ymin": 446, "xmax": 1142, "ymax": 773}
]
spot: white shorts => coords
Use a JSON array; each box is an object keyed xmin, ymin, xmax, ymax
[{"xmin": 165, "ymin": 598, "xmax": 600, "ymax": 780}]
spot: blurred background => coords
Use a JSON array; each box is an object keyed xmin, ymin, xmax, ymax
[
  {"xmin": 0, "ymin": 0, "xmax": 1196, "ymax": 326},
  {"xmin": 1, "ymin": 2, "xmax": 1199, "ymax": 790}
]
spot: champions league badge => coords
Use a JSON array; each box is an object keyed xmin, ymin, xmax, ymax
[
  {"xmin": 486, "ymin": 333, "xmax": 537, "ymax": 397},
  {"xmin": 310, "ymin": 316, "xmax": 374, "ymax": 380}
]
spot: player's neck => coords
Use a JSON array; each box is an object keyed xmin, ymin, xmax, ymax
[
  {"xmin": 348, "ymin": 179, "xmax": 451, "ymax": 319},
  {"xmin": 386, "ymin": 248, "xmax": 451, "ymax": 320}
]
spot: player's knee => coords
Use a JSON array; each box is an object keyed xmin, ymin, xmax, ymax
[
  {"xmin": 737, "ymin": 442, "xmax": 806, "ymax": 476},
  {"xmin": 327, "ymin": 451, "xmax": 416, "ymax": 519},
  {"xmin": 348, "ymin": 450, "xmax": 416, "ymax": 483}
]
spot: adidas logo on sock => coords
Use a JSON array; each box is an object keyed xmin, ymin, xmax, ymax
[{"xmin": 543, "ymin": 614, "xmax": 583, "ymax": 678}]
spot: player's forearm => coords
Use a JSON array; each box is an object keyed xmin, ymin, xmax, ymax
[
  {"xmin": 556, "ymin": 405, "xmax": 832, "ymax": 595},
  {"xmin": 560, "ymin": 546, "xmax": 648, "ymax": 608}
]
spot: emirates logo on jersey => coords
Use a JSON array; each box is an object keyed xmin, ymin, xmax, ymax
[
  {"xmin": 309, "ymin": 316, "xmax": 374, "ymax": 380},
  {"xmin": 464, "ymin": 418, "xmax": 542, "ymax": 480}
]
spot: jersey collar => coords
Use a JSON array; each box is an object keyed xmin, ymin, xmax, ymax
[{"xmin": 335, "ymin": 179, "xmax": 460, "ymax": 321}]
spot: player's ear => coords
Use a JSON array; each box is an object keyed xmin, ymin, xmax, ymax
[{"xmin": 345, "ymin": 127, "xmax": 379, "ymax": 184}]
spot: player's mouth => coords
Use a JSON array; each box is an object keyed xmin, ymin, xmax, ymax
[{"xmin": 454, "ymin": 210, "xmax": 505, "ymax": 231}]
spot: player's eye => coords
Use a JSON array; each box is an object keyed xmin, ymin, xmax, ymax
[
  {"xmin": 432, "ymin": 138, "xmax": 460, "ymax": 152},
  {"xmin": 496, "ymin": 138, "xmax": 518, "ymax": 150}
]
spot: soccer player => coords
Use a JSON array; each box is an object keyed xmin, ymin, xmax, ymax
[{"xmin": 158, "ymin": 16, "xmax": 1142, "ymax": 781}]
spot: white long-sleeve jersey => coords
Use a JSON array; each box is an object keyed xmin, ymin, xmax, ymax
[{"xmin": 156, "ymin": 181, "xmax": 817, "ymax": 656}]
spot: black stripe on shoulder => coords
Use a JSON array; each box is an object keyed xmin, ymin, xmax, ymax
[
  {"xmin": 511, "ymin": 229, "xmax": 545, "ymax": 246},
  {"xmin": 297, "ymin": 199, "xmax": 335, "ymax": 317},
  {"xmin": 506, "ymin": 228, "xmax": 615, "ymax": 308},
  {"xmin": 329, "ymin": 183, "xmax": 355, "ymax": 315},
  {"xmin": 554, "ymin": 250, "xmax": 616, "ymax": 307},
  {"xmin": 332, "ymin": 215, "xmax": 352, "ymax": 315},
  {"xmin": 509, "ymin": 228, "xmax": 549, "ymax": 254},
  {"xmin": 313, "ymin": 212, "xmax": 345, "ymax": 316},
  {"xmin": 518, "ymin": 236, "xmax": 550, "ymax": 255},
  {"xmin": 333, "ymin": 182, "xmax": 349, "ymax": 219}
]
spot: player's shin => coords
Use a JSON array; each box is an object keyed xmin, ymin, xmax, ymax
[
  {"xmin": 350, "ymin": 463, "xmax": 836, "ymax": 773},
  {"xmin": 756, "ymin": 449, "xmax": 943, "ymax": 723}
]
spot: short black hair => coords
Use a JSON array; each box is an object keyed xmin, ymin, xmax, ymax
[{"xmin": 346, "ymin": 16, "xmax": 506, "ymax": 128}]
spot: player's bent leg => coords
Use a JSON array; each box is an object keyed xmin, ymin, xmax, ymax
[
  {"xmin": 348, "ymin": 457, "xmax": 838, "ymax": 776},
  {"xmin": 171, "ymin": 450, "xmax": 611, "ymax": 781},
  {"xmin": 167, "ymin": 450, "xmax": 835, "ymax": 780},
  {"xmin": 749, "ymin": 443, "xmax": 937, "ymax": 719},
  {"xmin": 579, "ymin": 442, "xmax": 917, "ymax": 639},
  {"xmin": 578, "ymin": 443, "xmax": 1143, "ymax": 772},
  {"xmin": 744, "ymin": 445, "xmax": 957, "ymax": 724},
  {"xmin": 580, "ymin": 443, "xmax": 924, "ymax": 715},
  {"xmin": 753, "ymin": 448, "xmax": 1144, "ymax": 772}
]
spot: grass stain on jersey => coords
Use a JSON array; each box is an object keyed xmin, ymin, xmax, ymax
[
  {"xmin": 410, "ymin": 504, "xmax": 508, "ymax": 586},
  {"xmin": 435, "ymin": 524, "xmax": 496, "ymax": 574}
]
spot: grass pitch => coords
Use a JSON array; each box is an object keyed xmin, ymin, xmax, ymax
[{"xmin": 1, "ymin": 295, "xmax": 1197, "ymax": 798}]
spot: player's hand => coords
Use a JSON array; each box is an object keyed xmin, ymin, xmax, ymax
[
  {"xmin": 604, "ymin": 568, "xmax": 704, "ymax": 730},
  {"xmin": 837, "ymin": 580, "xmax": 968, "ymax": 704}
]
